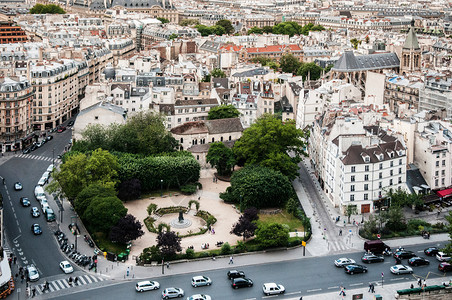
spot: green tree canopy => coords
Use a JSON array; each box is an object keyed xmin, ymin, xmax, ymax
[
  {"xmin": 157, "ymin": 231, "xmax": 182, "ymax": 258},
  {"xmin": 180, "ymin": 19, "xmax": 199, "ymax": 26},
  {"xmin": 157, "ymin": 17, "xmax": 170, "ymax": 24},
  {"xmin": 272, "ymin": 22, "xmax": 302, "ymax": 37},
  {"xmin": 296, "ymin": 62, "xmax": 323, "ymax": 80},
  {"xmin": 279, "ymin": 54, "xmax": 302, "ymax": 74},
  {"xmin": 255, "ymin": 222, "xmax": 289, "ymax": 247},
  {"xmin": 30, "ymin": 4, "xmax": 65, "ymax": 14},
  {"xmin": 248, "ymin": 27, "xmax": 263, "ymax": 34},
  {"xmin": 262, "ymin": 26, "xmax": 274, "ymax": 33},
  {"xmin": 444, "ymin": 211, "xmax": 452, "ymax": 255},
  {"xmin": 75, "ymin": 183, "xmax": 117, "ymax": 216},
  {"xmin": 215, "ymin": 19, "xmax": 234, "ymax": 34},
  {"xmin": 206, "ymin": 142, "xmax": 236, "ymax": 176},
  {"xmin": 83, "ymin": 196, "xmax": 127, "ymax": 233},
  {"xmin": 233, "ymin": 115, "xmax": 308, "ymax": 179},
  {"xmin": 208, "ymin": 105, "xmax": 240, "ymax": 120},
  {"xmin": 350, "ymin": 38, "xmax": 360, "ymax": 49},
  {"xmin": 168, "ymin": 33, "xmax": 178, "ymax": 40},
  {"xmin": 220, "ymin": 165, "xmax": 293, "ymax": 209},
  {"xmin": 345, "ymin": 204, "xmax": 357, "ymax": 223},
  {"xmin": 210, "ymin": 68, "xmax": 226, "ymax": 78},
  {"xmin": 195, "ymin": 24, "xmax": 213, "ymax": 36}
]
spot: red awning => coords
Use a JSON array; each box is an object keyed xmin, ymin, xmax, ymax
[{"xmin": 436, "ymin": 188, "xmax": 452, "ymax": 198}]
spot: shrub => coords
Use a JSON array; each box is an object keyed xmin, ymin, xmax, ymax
[
  {"xmin": 188, "ymin": 200, "xmax": 200, "ymax": 211},
  {"xmin": 144, "ymin": 216, "xmax": 157, "ymax": 233},
  {"xmin": 235, "ymin": 241, "xmax": 247, "ymax": 252},
  {"xmin": 140, "ymin": 246, "xmax": 162, "ymax": 263},
  {"xmin": 156, "ymin": 206, "xmax": 188, "ymax": 215},
  {"xmin": 185, "ymin": 248, "xmax": 195, "ymax": 259},
  {"xmin": 220, "ymin": 242, "xmax": 232, "ymax": 255},
  {"xmin": 147, "ymin": 203, "xmax": 158, "ymax": 215},
  {"xmin": 407, "ymin": 219, "xmax": 431, "ymax": 231},
  {"xmin": 181, "ymin": 184, "xmax": 197, "ymax": 195},
  {"xmin": 195, "ymin": 210, "xmax": 217, "ymax": 225}
]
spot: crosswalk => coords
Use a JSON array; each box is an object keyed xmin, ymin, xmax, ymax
[
  {"xmin": 16, "ymin": 154, "xmax": 56, "ymax": 162},
  {"xmin": 33, "ymin": 274, "xmax": 106, "ymax": 295}
]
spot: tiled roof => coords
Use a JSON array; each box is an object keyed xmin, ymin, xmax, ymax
[
  {"xmin": 205, "ymin": 118, "xmax": 243, "ymax": 134},
  {"xmin": 341, "ymin": 140, "xmax": 405, "ymax": 165},
  {"xmin": 246, "ymin": 44, "xmax": 302, "ymax": 54}
]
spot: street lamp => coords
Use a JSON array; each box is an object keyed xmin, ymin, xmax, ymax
[
  {"xmin": 52, "ymin": 148, "xmax": 55, "ymax": 166},
  {"xmin": 160, "ymin": 179, "xmax": 163, "ymax": 197}
]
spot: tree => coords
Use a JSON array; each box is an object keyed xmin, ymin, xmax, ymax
[
  {"xmin": 231, "ymin": 207, "xmax": 259, "ymax": 240},
  {"xmin": 443, "ymin": 211, "xmax": 452, "ymax": 255},
  {"xmin": 248, "ymin": 27, "xmax": 263, "ymax": 34},
  {"xmin": 262, "ymin": 26, "xmax": 273, "ymax": 33},
  {"xmin": 272, "ymin": 22, "xmax": 302, "ymax": 37},
  {"xmin": 195, "ymin": 24, "xmax": 213, "ymax": 36},
  {"xmin": 297, "ymin": 62, "xmax": 323, "ymax": 81},
  {"xmin": 286, "ymin": 198, "xmax": 299, "ymax": 216},
  {"xmin": 157, "ymin": 17, "xmax": 170, "ymax": 24},
  {"xmin": 30, "ymin": 4, "xmax": 65, "ymax": 14},
  {"xmin": 345, "ymin": 205, "xmax": 358, "ymax": 224},
  {"xmin": 255, "ymin": 223, "xmax": 289, "ymax": 248},
  {"xmin": 210, "ymin": 68, "xmax": 226, "ymax": 78},
  {"xmin": 385, "ymin": 207, "xmax": 407, "ymax": 232},
  {"xmin": 109, "ymin": 214, "xmax": 144, "ymax": 243},
  {"xmin": 206, "ymin": 142, "xmax": 236, "ymax": 176},
  {"xmin": 180, "ymin": 19, "xmax": 199, "ymax": 26},
  {"xmin": 83, "ymin": 196, "xmax": 127, "ymax": 233},
  {"xmin": 350, "ymin": 38, "xmax": 360, "ymax": 50},
  {"xmin": 208, "ymin": 105, "xmax": 240, "ymax": 120},
  {"xmin": 365, "ymin": 36, "xmax": 370, "ymax": 43},
  {"xmin": 156, "ymin": 231, "xmax": 182, "ymax": 257},
  {"xmin": 220, "ymin": 165, "xmax": 293, "ymax": 209},
  {"xmin": 233, "ymin": 115, "xmax": 308, "ymax": 179},
  {"xmin": 117, "ymin": 178, "xmax": 141, "ymax": 202},
  {"xmin": 216, "ymin": 19, "xmax": 234, "ymax": 34},
  {"xmin": 211, "ymin": 25, "xmax": 226, "ymax": 36},
  {"xmin": 75, "ymin": 183, "xmax": 117, "ymax": 216},
  {"xmin": 279, "ymin": 54, "xmax": 302, "ymax": 74},
  {"xmin": 324, "ymin": 64, "xmax": 334, "ymax": 74},
  {"xmin": 168, "ymin": 33, "xmax": 178, "ymax": 40}
]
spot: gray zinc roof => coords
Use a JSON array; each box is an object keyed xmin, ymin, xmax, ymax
[{"xmin": 332, "ymin": 51, "xmax": 400, "ymax": 72}]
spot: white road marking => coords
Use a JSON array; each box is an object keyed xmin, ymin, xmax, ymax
[
  {"xmin": 350, "ymin": 283, "xmax": 363, "ymax": 286},
  {"xmin": 307, "ymin": 288, "xmax": 322, "ymax": 292},
  {"xmin": 391, "ymin": 278, "xmax": 406, "ymax": 281},
  {"xmin": 328, "ymin": 286, "xmax": 339, "ymax": 289},
  {"xmin": 286, "ymin": 291, "xmax": 301, "ymax": 295}
]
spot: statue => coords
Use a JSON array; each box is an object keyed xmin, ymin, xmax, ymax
[{"xmin": 178, "ymin": 211, "xmax": 184, "ymax": 222}]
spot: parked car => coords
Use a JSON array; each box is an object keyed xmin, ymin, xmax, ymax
[
  {"xmin": 30, "ymin": 143, "xmax": 38, "ymax": 151},
  {"xmin": 67, "ymin": 120, "xmax": 74, "ymax": 127},
  {"xmin": 231, "ymin": 277, "xmax": 253, "ymax": 289},
  {"xmin": 344, "ymin": 264, "xmax": 368, "ymax": 274},
  {"xmin": 438, "ymin": 262, "xmax": 452, "ymax": 272},
  {"xmin": 14, "ymin": 182, "xmax": 23, "ymax": 191},
  {"xmin": 361, "ymin": 253, "xmax": 384, "ymax": 264},
  {"xmin": 162, "ymin": 287, "xmax": 184, "ymax": 299},
  {"xmin": 31, "ymin": 224, "xmax": 42, "ymax": 235},
  {"xmin": 47, "ymin": 164, "xmax": 55, "ymax": 173},
  {"xmin": 57, "ymin": 126, "xmax": 66, "ymax": 133},
  {"xmin": 22, "ymin": 147, "xmax": 31, "ymax": 154},
  {"xmin": 191, "ymin": 276, "xmax": 212, "ymax": 287},
  {"xmin": 393, "ymin": 251, "xmax": 416, "ymax": 260},
  {"xmin": 41, "ymin": 203, "xmax": 50, "ymax": 214},
  {"xmin": 436, "ymin": 252, "xmax": 451, "ymax": 262},
  {"xmin": 59, "ymin": 261, "xmax": 73, "ymax": 274},
  {"xmin": 262, "ymin": 283, "xmax": 285, "ymax": 295},
  {"xmin": 45, "ymin": 208, "xmax": 55, "ymax": 222},
  {"xmin": 424, "ymin": 247, "xmax": 439, "ymax": 256},
  {"xmin": 46, "ymin": 135, "xmax": 53, "ymax": 141},
  {"xmin": 390, "ymin": 265, "xmax": 413, "ymax": 275},
  {"xmin": 42, "ymin": 171, "xmax": 50, "ymax": 181},
  {"xmin": 37, "ymin": 140, "xmax": 45, "ymax": 148},
  {"xmin": 408, "ymin": 257, "xmax": 430, "ymax": 266},
  {"xmin": 20, "ymin": 197, "xmax": 30, "ymax": 207},
  {"xmin": 335, "ymin": 258, "xmax": 356, "ymax": 267},
  {"xmin": 135, "ymin": 280, "xmax": 160, "ymax": 292},
  {"xmin": 227, "ymin": 270, "xmax": 245, "ymax": 280},
  {"xmin": 27, "ymin": 265, "xmax": 39, "ymax": 282},
  {"xmin": 30, "ymin": 207, "xmax": 40, "ymax": 218},
  {"xmin": 38, "ymin": 177, "xmax": 47, "ymax": 186},
  {"xmin": 186, "ymin": 295, "xmax": 211, "ymax": 300}
]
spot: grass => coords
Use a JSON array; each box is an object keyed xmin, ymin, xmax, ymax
[
  {"xmin": 92, "ymin": 232, "xmax": 127, "ymax": 254},
  {"xmin": 141, "ymin": 189, "xmax": 181, "ymax": 198},
  {"xmin": 258, "ymin": 209, "xmax": 305, "ymax": 232}
]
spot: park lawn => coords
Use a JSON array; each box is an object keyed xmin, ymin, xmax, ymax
[
  {"xmin": 93, "ymin": 232, "xmax": 127, "ymax": 254},
  {"xmin": 258, "ymin": 209, "xmax": 304, "ymax": 232}
]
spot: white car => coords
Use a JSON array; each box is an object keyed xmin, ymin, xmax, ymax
[
  {"xmin": 262, "ymin": 282, "xmax": 285, "ymax": 295},
  {"xmin": 335, "ymin": 258, "xmax": 356, "ymax": 267},
  {"xmin": 162, "ymin": 287, "xmax": 184, "ymax": 299},
  {"xmin": 186, "ymin": 295, "xmax": 211, "ymax": 300},
  {"xmin": 135, "ymin": 280, "xmax": 160, "ymax": 292},
  {"xmin": 390, "ymin": 264, "xmax": 413, "ymax": 275},
  {"xmin": 38, "ymin": 177, "xmax": 47, "ymax": 186},
  {"xmin": 27, "ymin": 265, "xmax": 39, "ymax": 282},
  {"xmin": 191, "ymin": 276, "xmax": 212, "ymax": 287},
  {"xmin": 42, "ymin": 171, "xmax": 50, "ymax": 181},
  {"xmin": 59, "ymin": 261, "xmax": 73, "ymax": 274},
  {"xmin": 436, "ymin": 252, "xmax": 451, "ymax": 262}
]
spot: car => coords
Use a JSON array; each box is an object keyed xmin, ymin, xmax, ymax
[
  {"xmin": 22, "ymin": 147, "xmax": 31, "ymax": 154},
  {"xmin": 393, "ymin": 251, "xmax": 416, "ymax": 260},
  {"xmin": 135, "ymin": 280, "xmax": 160, "ymax": 292},
  {"xmin": 14, "ymin": 182, "xmax": 23, "ymax": 191},
  {"xmin": 408, "ymin": 257, "xmax": 430, "ymax": 266},
  {"xmin": 46, "ymin": 135, "xmax": 53, "ymax": 141},
  {"xmin": 390, "ymin": 264, "xmax": 413, "ymax": 275},
  {"xmin": 30, "ymin": 143, "xmax": 38, "ymax": 151},
  {"xmin": 186, "ymin": 295, "xmax": 211, "ymax": 300},
  {"xmin": 231, "ymin": 277, "xmax": 253, "ymax": 289},
  {"xmin": 67, "ymin": 120, "xmax": 74, "ymax": 127},
  {"xmin": 47, "ymin": 164, "xmax": 55, "ymax": 173},
  {"xmin": 57, "ymin": 126, "xmax": 66, "ymax": 133},
  {"xmin": 30, "ymin": 207, "xmax": 40, "ymax": 218},
  {"xmin": 20, "ymin": 197, "xmax": 31, "ymax": 207},
  {"xmin": 436, "ymin": 252, "xmax": 451, "ymax": 262},
  {"xmin": 262, "ymin": 283, "xmax": 285, "ymax": 295},
  {"xmin": 31, "ymin": 224, "xmax": 42, "ymax": 235},
  {"xmin": 335, "ymin": 258, "xmax": 356, "ymax": 267},
  {"xmin": 41, "ymin": 203, "xmax": 50, "ymax": 214},
  {"xmin": 38, "ymin": 177, "xmax": 47, "ymax": 186},
  {"xmin": 424, "ymin": 247, "xmax": 439, "ymax": 256},
  {"xmin": 361, "ymin": 253, "xmax": 384, "ymax": 264},
  {"xmin": 59, "ymin": 261, "xmax": 73, "ymax": 274},
  {"xmin": 439, "ymin": 262, "xmax": 452, "ymax": 272},
  {"xmin": 40, "ymin": 198, "xmax": 49, "ymax": 208},
  {"xmin": 344, "ymin": 264, "xmax": 368, "ymax": 274},
  {"xmin": 42, "ymin": 171, "xmax": 50, "ymax": 181},
  {"xmin": 162, "ymin": 287, "xmax": 184, "ymax": 299},
  {"xmin": 37, "ymin": 140, "xmax": 45, "ymax": 148},
  {"xmin": 227, "ymin": 270, "xmax": 245, "ymax": 280},
  {"xmin": 191, "ymin": 276, "xmax": 212, "ymax": 287},
  {"xmin": 27, "ymin": 265, "xmax": 39, "ymax": 282}
]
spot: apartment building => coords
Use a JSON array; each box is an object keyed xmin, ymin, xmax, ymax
[
  {"xmin": 0, "ymin": 21, "xmax": 27, "ymax": 44},
  {"xmin": 384, "ymin": 74, "xmax": 422, "ymax": 114},
  {"xmin": 418, "ymin": 76, "xmax": 452, "ymax": 117}
]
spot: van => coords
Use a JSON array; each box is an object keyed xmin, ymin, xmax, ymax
[
  {"xmin": 45, "ymin": 208, "xmax": 55, "ymax": 222},
  {"xmin": 364, "ymin": 240, "xmax": 390, "ymax": 254},
  {"xmin": 34, "ymin": 186, "xmax": 46, "ymax": 201}
]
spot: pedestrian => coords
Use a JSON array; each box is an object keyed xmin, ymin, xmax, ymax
[
  {"xmin": 212, "ymin": 177, "xmax": 215, "ymax": 183},
  {"xmin": 371, "ymin": 284, "xmax": 375, "ymax": 293},
  {"xmin": 127, "ymin": 266, "xmax": 130, "ymax": 276},
  {"xmin": 410, "ymin": 284, "xmax": 414, "ymax": 289},
  {"xmin": 339, "ymin": 229, "xmax": 342, "ymax": 236},
  {"xmin": 21, "ymin": 274, "xmax": 24, "ymax": 283},
  {"xmin": 198, "ymin": 196, "xmax": 200, "ymax": 201},
  {"xmin": 13, "ymin": 256, "xmax": 17, "ymax": 264},
  {"xmin": 32, "ymin": 287, "xmax": 36, "ymax": 297},
  {"xmin": 19, "ymin": 266, "xmax": 23, "ymax": 275},
  {"xmin": 395, "ymin": 257, "xmax": 401, "ymax": 265},
  {"xmin": 339, "ymin": 286, "xmax": 346, "ymax": 296},
  {"xmin": 418, "ymin": 278, "xmax": 422, "ymax": 287},
  {"xmin": 68, "ymin": 276, "xmax": 73, "ymax": 286},
  {"xmin": 74, "ymin": 277, "xmax": 78, "ymax": 285},
  {"xmin": 368, "ymin": 283, "xmax": 373, "ymax": 292},
  {"xmin": 166, "ymin": 262, "xmax": 170, "ymax": 269},
  {"xmin": 212, "ymin": 228, "xmax": 215, "ymax": 235},
  {"xmin": 229, "ymin": 256, "xmax": 233, "ymax": 264}
]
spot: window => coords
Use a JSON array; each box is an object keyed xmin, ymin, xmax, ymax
[
  {"xmin": 442, "ymin": 160, "xmax": 446, "ymax": 166},
  {"xmin": 379, "ymin": 182, "xmax": 382, "ymax": 189},
  {"xmin": 442, "ymin": 170, "xmax": 446, "ymax": 176},
  {"xmin": 390, "ymin": 170, "xmax": 393, "ymax": 176},
  {"xmin": 389, "ymin": 179, "xmax": 393, "ymax": 185},
  {"xmin": 436, "ymin": 161, "xmax": 440, "ymax": 167},
  {"xmin": 350, "ymin": 195, "xmax": 355, "ymax": 201},
  {"xmin": 351, "ymin": 175, "xmax": 355, "ymax": 182},
  {"xmin": 365, "ymin": 165, "xmax": 369, "ymax": 172},
  {"xmin": 351, "ymin": 185, "xmax": 355, "ymax": 192},
  {"xmin": 177, "ymin": 118, "xmax": 181, "ymax": 123},
  {"xmin": 364, "ymin": 184, "xmax": 368, "ymax": 191},
  {"xmin": 379, "ymin": 172, "xmax": 382, "ymax": 179},
  {"xmin": 442, "ymin": 178, "xmax": 445, "ymax": 185},
  {"xmin": 379, "ymin": 163, "xmax": 383, "ymax": 170},
  {"xmin": 364, "ymin": 174, "xmax": 369, "ymax": 181},
  {"xmin": 390, "ymin": 161, "xmax": 393, "ymax": 167},
  {"xmin": 399, "ymin": 168, "xmax": 402, "ymax": 174},
  {"xmin": 398, "ymin": 177, "xmax": 402, "ymax": 184},
  {"xmin": 399, "ymin": 159, "xmax": 402, "ymax": 165},
  {"xmin": 351, "ymin": 166, "xmax": 355, "ymax": 173},
  {"xmin": 364, "ymin": 193, "xmax": 368, "ymax": 200},
  {"xmin": 435, "ymin": 179, "xmax": 439, "ymax": 186},
  {"xmin": 94, "ymin": 116, "xmax": 98, "ymax": 120}
]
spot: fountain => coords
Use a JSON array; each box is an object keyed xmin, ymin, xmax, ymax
[{"xmin": 170, "ymin": 210, "xmax": 192, "ymax": 229}]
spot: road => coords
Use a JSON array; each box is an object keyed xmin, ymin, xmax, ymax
[
  {"xmin": 50, "ymin": 243, "xmax": 448, "ymax": 300},
  {"xmin": 0, "ymin": 125, "xmax": 73, "ymax": 277}
]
